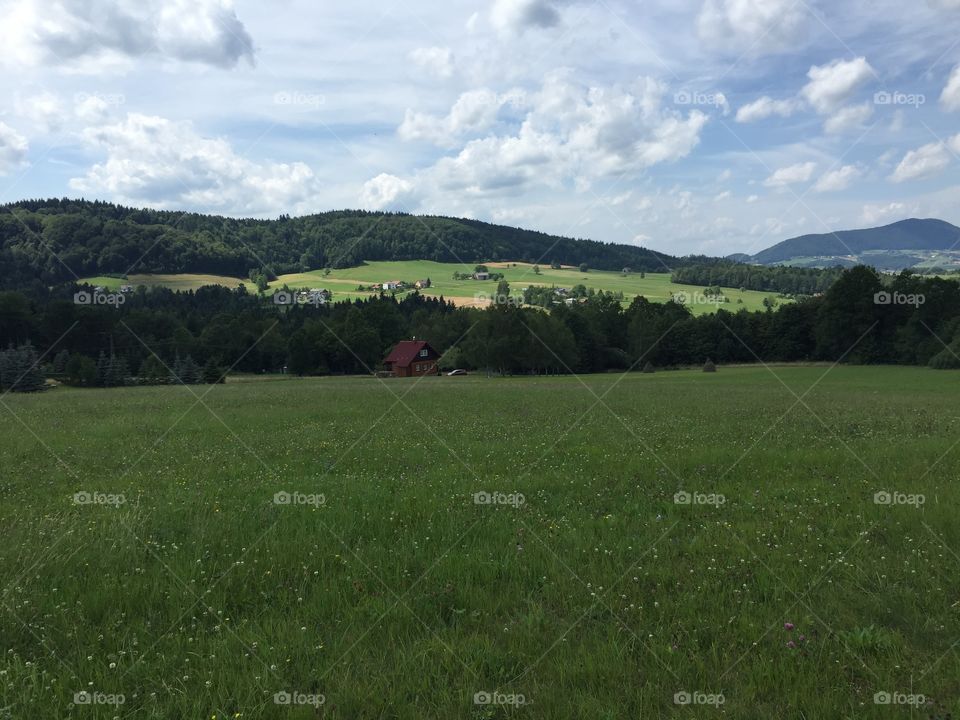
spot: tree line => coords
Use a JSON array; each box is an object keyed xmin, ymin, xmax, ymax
[
  {"xmin": 1, "ymin": 198, "xmax": 690, "ymax": 290},
  {"xmin": 671, "ymin": 262, "xmax": 843, "ymax": 295},
  {"xmin": 1, "ymin": 267, "xmax": 959, "ymax": 391}
]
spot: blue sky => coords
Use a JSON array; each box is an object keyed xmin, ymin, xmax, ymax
[{"xmin": 2, "ymin": 0, "xmax": 960, "ymax": 256}]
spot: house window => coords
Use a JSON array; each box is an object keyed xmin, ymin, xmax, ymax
[{"xmin": 419, "ymin": 349, "xmax": 429, "ymax": 357}]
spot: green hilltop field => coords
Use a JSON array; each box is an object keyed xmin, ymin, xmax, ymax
[{"xmin": 82, "ymin": 260, "xmax": 786, "ymax": 315}]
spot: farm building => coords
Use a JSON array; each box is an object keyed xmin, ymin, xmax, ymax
[
  {"xmin": 383, "ymin": 340, "xmax": 440, "ymax": 378},
  {"xmin": 414, "ymin": 279, "xmax": 431, "ymax": 289},
  {"xmin": 473, "ymin": 271, "xmax": 490, "ymax": 280}
]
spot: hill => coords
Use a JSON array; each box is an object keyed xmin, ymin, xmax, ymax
[
  {"xmin": 0, "ymin": 198, "xmax": 685, "ymax": 291},
  {"xmin": 750, "ymin": 218, "xmax": 960, "ymax": 269}
]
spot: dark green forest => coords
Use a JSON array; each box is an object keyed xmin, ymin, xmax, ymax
[
  {"xmin": 671, "ymin": 263, "xmax": 844, "ymax": 295},
  {"xmin": 2, "ymin": 267, "xmax": 960, "ymax": 392},
  {"xmin": 0, "ymin": 198, "xmax": 687, "ymax": 289}
]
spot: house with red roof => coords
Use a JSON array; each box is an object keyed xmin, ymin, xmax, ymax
[{"xmin": 383, "ymin": 340, "xmax": 440, "ymax": 378}]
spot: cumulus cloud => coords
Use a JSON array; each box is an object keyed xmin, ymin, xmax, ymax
[
  {"xmin": 360, "ymin": 173, "xmax": 419, "ymax": 211},
  {"xmin": 764, "ymin": 161, "xmax": 816, "ymax": 187},
  {"xmin": 823, "ymin": 102, "xmax": 873, "ymax": 134},
  {"xmin": 735, "ymin": 96, "xmax": 799, "ymax": 123},
  {"xmin": 69, "ymin": 114, "xmax": 318, "ymax": 214},
  {"xmin": 0, "ymin": 0, "xmax": 254, "ymax": 69},
  {"xmin": 814, "ymin": 165, "xmax": 861, "ymax": 192},
  {"xmin": 399, "ymin": 89, "xmax": 506, "ymax": 147},
  {"xmin": 409, "ymin": 46, "xmax": 454, "ymax": 79},
  {"xmin": 372, "ymin": 75, "xmax": 709, "ymax": 205},
  {"xmin": 889, "ymin": 137, "xmax": 959, "ymax": 183},
  {"xmin": 940, "ymin": 65, "xmax": 960, "ymax": 111},
  {"xmin": 491, "ymin": 0, "xmax": 565, "ymax": 34},
  {"xmin": 697, "ymin": 0, "xmax": 808, "ymax": 54},
  {"xmin": 862, "ymin": 202, "xmax": 909, "ymax": 225},
  {"xmin": 0, "ymin": 122, "xmax": 29, "ymax": 175},
  {"xmin": 14, "ymin": 92, "xmax": 64, "ymax": 132},
  {"xmin": 801, "ymin": 57, "xmax": 875, "ymax": 114}
]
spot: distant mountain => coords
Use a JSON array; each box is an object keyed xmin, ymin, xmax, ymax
[{"xmin": 750, "ymin": 218, "xmax": 960, "ymax": 270}]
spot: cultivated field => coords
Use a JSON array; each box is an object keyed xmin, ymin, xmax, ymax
[
  {"xmin": 2, "ymin": 367, "xmax": 957, "ymax": 718},
  {"xmin": 82, "ymin": 261, "xmax": 783, "ymax": 314}
]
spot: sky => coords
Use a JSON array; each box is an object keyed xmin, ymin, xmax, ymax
[{"xmin": 1, "ymin": 0, "xmax": 960, "ymax": 257}]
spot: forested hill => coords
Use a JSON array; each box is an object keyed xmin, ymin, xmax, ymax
[{"xmin": 0, "ymin": 198, "xmax": 685, "ymax": 288}]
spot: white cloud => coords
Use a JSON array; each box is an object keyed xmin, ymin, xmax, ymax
[
  {"xmin": 801, "ymin": 57, "xmax": 875, "ymax": 114},
  {"xmin": 697, "ymin": 0, "xmax": 808, "ymax": 54},
  {"xmin": 735, "ymin": 96, "xmax": 799, "ymax": 123},
  {"xmin": 764, "ymin": 161, "xmax": 816, "ymax": 187},
  {"xmin": 0, "ymin": 122, "xmax": 29, "ymax": 175},
  {"xmin": 491, "ymin": 0, "xmax": 565, "ymax": 34},
  {"xmin": 14, "ymin": 92, "xmax": 64, "ymax": 132},
  {"xmin": 940, "ymin": 65, "xmax": 960, "ymax": 111},
  {"xmin": 714, "ymin": 190, "xmax": 731, "ymax": 202},
  {"xmin": 379, "ymin": 75, "xmax": 709, "ymax": 206},
  {"xmin": 746, "ymin": 194, "xmax": 759, "ymax": 203},
  {"xmin": 823, "ymin": 102, "xmax": 873, "ymax": 134},
  {"xmin": 70, "ymin": 114, "xmax": 318, "ymax": 214},
  {"xmin": 0, "ymin": 0, "xmax": 254, "ymax": 69},
  {"xmin": 861, "ymin": 202, "xmax": 909, "ymax": 225},
  {"xmin": 814, "ymin": 165, "xmax": 861, "ymax": 192},
  {"xmin": 399, "ymin": 89, "xmax": 505, "ymax": 147},
  {"xmin": 409, "ymin": 46, "xmax": 454, "ymax": 79},
  {"xmin": 360, "ymin": 173, "xmax": 419, "ymax": 211},
  {"xmin": 889, "ymin": 138, "xmax": 957, "ymax": 183}
]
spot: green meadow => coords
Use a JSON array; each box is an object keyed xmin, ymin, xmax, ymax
[
  {"xmin": 82, "ymin": 260, "xmax": 784, "ymax": 314},
  {"xmin": 2, "ymin": 366, "xmax": 958, "ymax": 718}
]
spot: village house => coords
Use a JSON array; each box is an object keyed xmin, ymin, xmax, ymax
[
  {"xmin": 473, "ymin": 271, "xmax": 490, "ymax": 281},
  {"xmin": 414, "ymin": 279, "xmax": 431, "ymax": 289},
  {"xmin": 383, "ymin": 340, "xmax": 440, "ymax": 378}
]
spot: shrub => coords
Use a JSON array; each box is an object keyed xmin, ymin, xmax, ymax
[{"xmin": 703, "ymin": 358, "xmax": 717, "ymax": 373}]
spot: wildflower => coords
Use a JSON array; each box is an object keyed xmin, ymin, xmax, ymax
[{"xmin": 784, "ymin": 622, "xmax": 794, "ymax": 631}]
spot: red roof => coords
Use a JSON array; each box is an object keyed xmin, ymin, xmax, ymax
[{"xmin": 384, "ymin": 340, "xmax": 435, "ymax": 368}]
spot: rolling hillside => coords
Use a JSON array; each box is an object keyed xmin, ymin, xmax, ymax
[{"xmin": 0, "ymin": 198, "xmax": 685, "ymax": 290}]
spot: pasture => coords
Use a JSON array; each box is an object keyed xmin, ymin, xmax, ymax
[
  {"xmin": 1, "ymin": 366, "xmax": 958, "ymax": 718},
  {"xmin": 82, "ymin": 260, "xmax": 783, "ymax": 314}
]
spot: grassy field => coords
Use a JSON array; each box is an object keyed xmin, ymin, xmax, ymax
[
  {"xmin": 81, "ymin": 274, "xmax": 258, "ymax": 293},
  {"xmin": 2, "ymin": 366, "xmax": 959, "ymax": 718},
  {"xmin": 82, "ymin": 261, "xmax": 784, "ymax": 315}
]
